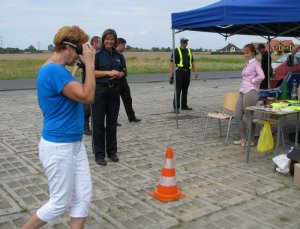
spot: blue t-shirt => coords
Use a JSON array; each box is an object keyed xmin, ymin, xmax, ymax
[{"xmin": 37, "ymin": 63, "xmax": 83, "ymax": 143}]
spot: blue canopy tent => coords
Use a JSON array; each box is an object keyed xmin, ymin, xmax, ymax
[
  {"xmin": 171, "ymin": 0, "xmax": 300, "ymax": 37},
  {"xmin": 171, "ymin": 0, "xmax": 300, "ymax": 128}
]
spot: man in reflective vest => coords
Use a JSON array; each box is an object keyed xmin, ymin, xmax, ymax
[{"xmin": 170, "ymin": 38, "xmax": 198, "ymax": 113}]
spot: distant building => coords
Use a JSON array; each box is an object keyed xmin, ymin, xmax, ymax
[
  {"xmin": 253, "ymin": 40, "xmax": 297, "ymax": 55},
  {"xmin": 220, "ymin": 43, "xmax": 241, "ymax": 53}
]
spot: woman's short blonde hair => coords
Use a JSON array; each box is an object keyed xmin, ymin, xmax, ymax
[{"xmin": 53, "ymin": 25, "xmax": 89, "ymax": 52}]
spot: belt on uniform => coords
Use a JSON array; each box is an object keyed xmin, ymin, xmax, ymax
[
  {"xmin": 176, "ymin": 68, "xmax": 190, "ymax": 71},
  {"xmin": 97, "ymin": 82, "xmax": 120, "ymax": 88}
]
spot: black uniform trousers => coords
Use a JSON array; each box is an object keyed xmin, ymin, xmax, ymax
[
  {"xmin": 84, "ymin": 104, "xmax": 91, "ymax": 125},
  {"xmin": 120, "ymin": 78, "xmax": 135, "ymax": 121},
  {"xmin": 260, "ymin": 67, "xmax": 272, "ymax": 89},
  {"xmin": 92, "ymin": 83, "xmax": 120, "ymax": 160},
  {"xmin": 173, "ymin": 69, "xmax": 191, "ymax": 110}
]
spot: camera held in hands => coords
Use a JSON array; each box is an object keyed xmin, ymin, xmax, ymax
[{"xmin": 75, "ymin": 45, "xmax": 83, "ymax": 55}]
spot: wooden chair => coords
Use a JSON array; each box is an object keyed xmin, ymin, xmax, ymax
[{"xmin": 203, "ymin": 91, "xmax": 240, "ymax": 145}]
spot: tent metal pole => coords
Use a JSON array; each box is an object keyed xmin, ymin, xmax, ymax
[
  {"xmin": 172, "ymin": 29, "xmax": 179, "ymax": 129},
  {"xmin": 268, "ymin": 36, "xmax": 271, "ymax": 89}
]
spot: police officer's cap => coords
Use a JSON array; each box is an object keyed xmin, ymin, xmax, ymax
[{"xmin": 180, "ymin": 38, "xmax": 189, "ymax": 44}]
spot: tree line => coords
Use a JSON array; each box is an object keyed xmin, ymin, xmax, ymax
[
  {"xmin": 0, "ymin": 45, "xmax": 44, "ymax": 54},
  {"xmin": 0, "ymin": 44, "xmax": 210, "ymax": 54},
  {"xmin": 125, "ymin": 45, "xmax": 209, "ymax": 52}
]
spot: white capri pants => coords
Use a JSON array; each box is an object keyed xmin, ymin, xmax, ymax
[{"xmin": 36, "ymin": 137, "xmax": 92, "ymax": 223}]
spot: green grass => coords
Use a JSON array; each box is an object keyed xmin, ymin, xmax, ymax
[
  {"xmin": 194, "ymin": 56, "xmax": 244, "ymax": 64},
  {"xmin": 0, "ymin": 59, "xmax": 44, "ymax": 80},
  {"xmin": 278, "ymin": 216, "xmax": 291, "ymax": 222},
  {"xmin": 0, "ymin": 52, "xmax": 245, "ymax": 80}
]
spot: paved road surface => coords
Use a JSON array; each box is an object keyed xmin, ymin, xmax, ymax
[{"xmin": 0, "ymin": 71, "xmax": 240, "ymax": 91}]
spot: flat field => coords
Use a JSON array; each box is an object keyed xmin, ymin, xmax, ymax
[
  {"xmin": 0, "ymin": 53, "xmax": 51, "ymax": 60},
  {"xmin": 0, "ymin": 52, "xmax": 245, "ymax": 80}
]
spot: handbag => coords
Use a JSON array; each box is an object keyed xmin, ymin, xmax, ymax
[{"xmin": 256, "ymin": 121, "xmax": 274, "ymax": 153}]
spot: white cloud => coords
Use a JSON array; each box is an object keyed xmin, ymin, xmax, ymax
[
  {"xmin": 140, "ymin": 31, "xmax": 148, "ymax": 35},
  {"xmin": 0, "ymin": 0, "xmax": 299, "ymax": 50}
]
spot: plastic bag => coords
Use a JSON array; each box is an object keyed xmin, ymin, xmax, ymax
[
  {"xmin": 256, "ymin": 121, "xmax": 274, "ymax": 153},
  {"xmin": 272, "ymin": 154, "xmax": 290, "ymax": 174}
]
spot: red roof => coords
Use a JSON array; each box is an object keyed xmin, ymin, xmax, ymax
[{"xmin": 253, "ymin": 40, "xmax": 296, "ymax": 52}]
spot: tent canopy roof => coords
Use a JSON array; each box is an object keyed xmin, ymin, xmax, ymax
[{"xmin": 171, "ymin": 0, "xmax": 300, "ymax": 38}]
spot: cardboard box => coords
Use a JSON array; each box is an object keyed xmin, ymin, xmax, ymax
[{"xmin": 294, "ymin": 163, "xmax": 300, "ymax": 188}]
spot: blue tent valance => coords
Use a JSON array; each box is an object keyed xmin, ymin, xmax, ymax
[{"xmin": 171, "ymin": 0, "xmax": 300, "ymax": 38}]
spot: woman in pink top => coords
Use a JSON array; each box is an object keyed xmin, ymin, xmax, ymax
[{"xmin": 233, "ymin": 44, "xmax": 265, "ymax": 147}]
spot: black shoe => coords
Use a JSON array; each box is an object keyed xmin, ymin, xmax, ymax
[
  {"xmin": 129, "ymin": 117, "xmax": 141, "ymax": 122},
  {"xmin": 117, "ymin": 122, "xmax": 122, "ymax": 126},
  {"xmin": 96, "ymin": 158, "xmax": 107, "ymax": 166},
  {"xmin": 108, "ymin": 155, "xmax": 119, "ymax": 162},
  {"xmin": 182, "ymin": 106, "xmax": 192, "ymax": 110}
]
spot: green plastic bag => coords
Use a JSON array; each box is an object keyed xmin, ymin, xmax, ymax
[{"xmin": 256, "ymin": 121, "xmax": 274, "ymax": 153}]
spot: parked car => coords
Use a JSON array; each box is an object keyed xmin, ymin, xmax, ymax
[
  {"xmin": 270, "ymin": 45, "xmax": 300, "ymax": 88},
  {"xmin": 271, "ymin": 53, "xmax": 290, "ymax": 70}
]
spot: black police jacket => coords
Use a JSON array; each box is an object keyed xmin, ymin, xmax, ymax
[{"xmin": 95, "ymin": 48, "xmax": 127, "ymax": 84}]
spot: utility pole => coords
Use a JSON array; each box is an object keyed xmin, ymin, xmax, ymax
[{"xmin": 0, "ymin": 36, "xmax": 3, "ymax": 48}]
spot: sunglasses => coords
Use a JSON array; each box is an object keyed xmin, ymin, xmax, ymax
[{"xmin": 62, "ymin": 41, "xmax": 83, "ymax": 55}]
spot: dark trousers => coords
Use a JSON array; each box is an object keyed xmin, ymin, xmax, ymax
[
  {"xmin": 120, "ymin": 78, "xmax": 135, "ymax": 120},
  {"xmin": 260, "ymin": 74, "xmax": 269, "ymax": 89},
  {"xmin": 92, "ymin": 83, "xmax": 120, "ymax": 160},
  {"xmin": 260, "ymin": 67, "xmax": 272, "ymax": 89},
  {"xmin": 173, "ymin": 69, "xmax": 191, "ymax": 110},
  {"xmin": 84, "ymin": 104, "xmax": 91, "ymax": 125}
]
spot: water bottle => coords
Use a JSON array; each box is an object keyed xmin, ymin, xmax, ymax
[
  {"xmin": 281, "ymin": 81, "xmax": 287, "ymax": 99},
  {"xmin": 291, "ymin": 79, "xmax": 298, "ymax": 100}
]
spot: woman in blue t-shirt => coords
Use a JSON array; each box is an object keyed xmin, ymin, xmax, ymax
[{"xmin": 22, "ymin": 26, "xmax": 95, "ymax": 229}]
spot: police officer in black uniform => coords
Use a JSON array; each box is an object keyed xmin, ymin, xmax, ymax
[
  {"xmin": 116, "ymin": 37, "xmax": 141, "ymax": 125},
  {"xmin": 92, "ymin": 29, "xmax": 126, "ymax": 166},
  {"xmin": 170, "ymin": 38, "xmax": 198, "ymax": 113}
]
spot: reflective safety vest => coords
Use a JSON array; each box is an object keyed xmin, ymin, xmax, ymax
[{"xmin": 176, "ymin": 48, "xmax": 192, "ymax": 70}]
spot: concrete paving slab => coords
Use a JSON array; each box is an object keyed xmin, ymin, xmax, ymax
[{"xmin": 0, "ymin": 78, "xmax": 300, "ymax": 228}]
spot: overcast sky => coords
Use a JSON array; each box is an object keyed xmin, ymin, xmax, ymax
[{"xmin": 0, "ymin": 0, "xmax": 298, "ymax": 50}]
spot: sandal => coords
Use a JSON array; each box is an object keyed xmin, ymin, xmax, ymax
[
  {"xmin": 241, "ymin": 141, "xmax": 255, "ymax": 147},
  {"xmin": 233, "ymin": 139, "xmax": 245, "ymax": 145}
]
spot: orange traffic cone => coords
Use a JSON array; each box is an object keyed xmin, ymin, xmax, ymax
[{"xmin": 150, "ymin": 148, "xmax": 185, "ymax": 202}]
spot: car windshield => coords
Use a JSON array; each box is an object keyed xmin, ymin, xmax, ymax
[{"xmin": 276, "ymin": 53, "xmax": 290, "ymax": 63}]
